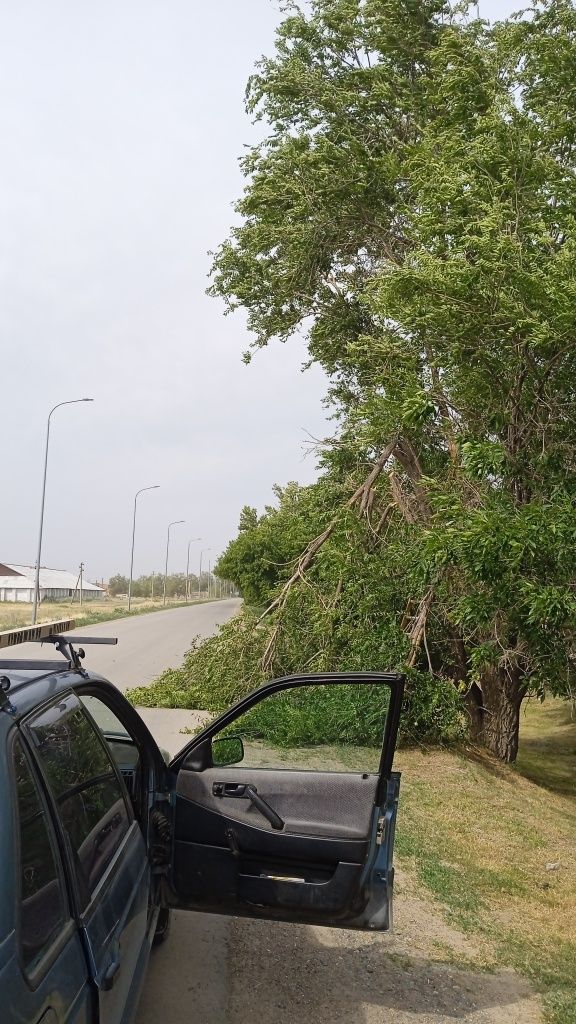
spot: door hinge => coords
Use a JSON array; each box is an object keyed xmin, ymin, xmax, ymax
[{"xmin": 376, "ymin": 815, "xmax": 386, "ymax": 845}]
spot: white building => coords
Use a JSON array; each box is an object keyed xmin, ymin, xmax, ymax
[{"xmin": 0, "ymin": 564, "xmax": 105, "ymax": 603}]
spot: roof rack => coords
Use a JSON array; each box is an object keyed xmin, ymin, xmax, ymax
[
  {"xmin": 0, "ymin": 618, "xmax": 118, "ymax": 676},
  {"xmin": 0, "ymin": 619, "xmax": 77, "ymax": 650}
]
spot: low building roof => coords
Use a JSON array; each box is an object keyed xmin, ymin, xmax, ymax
[{"xmin": 0, "ymin": 564, "xmax": 104, "ymax": 592}]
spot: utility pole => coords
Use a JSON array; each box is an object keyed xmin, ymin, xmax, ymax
[
  {"xmin": 151, "ymin": 572, "xmax": 155, "ymax": 601},
  {"xmin": 70, "ymin": 562, "xmax": 84, "ymax": 607}
]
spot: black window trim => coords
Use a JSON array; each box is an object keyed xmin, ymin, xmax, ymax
[
  {"xmin": 9, "ymin": 728, "xmax": 75, "ymax": 991},
  {"xmin": 22, "ymin": 690, "xmax": 136, "ymax": 913}
]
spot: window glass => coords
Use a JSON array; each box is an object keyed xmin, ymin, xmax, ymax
[
  {"xmin": 28, "ymin": 695, "xmax": 130, "ymax": 898},
  {"xmin": 80, "ymin": 695, "xmax": 131, "ymax": 739},
  {"xmin": 215, "ymin": 682, "xmax": 391, "ymax": 772},
  {"xmin": 80, "ymin": 695, "xmax": 140, "ymax": 804},
  {"xmin": 14, "ymin": 738, "xmax": 67, "ymax": 970}
]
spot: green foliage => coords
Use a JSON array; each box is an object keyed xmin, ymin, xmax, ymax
[
  {"xmin": 108, "ymin": 574, "xmax": 129, "ymax": 596},
  {"xmin": 108, "ymin": 572, "xmax": 208, "ymax": 599},
  {"xmin": 238, "ymin": 684, "xmax": 390, "ymax": 748},
  {"xmin": 215, "ymin": 482, "xmax": 334, "ymax": 606},
  {"xmin": 205, "ymin": 0, "xmax": 576, "ymax": 761},
  {"xmin": 128, "ymin": 591, "xmax": 464, "ymax": 748}
]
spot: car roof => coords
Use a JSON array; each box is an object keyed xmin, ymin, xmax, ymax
[{"xmin": 0, "ymin": 665, "xmax": 107, "ymax": 721}]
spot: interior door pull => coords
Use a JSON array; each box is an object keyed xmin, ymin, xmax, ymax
[
  {"xmin": 213, "ymin": 781, "xmax": 285, "ymax": 830},
  {"xmin": 245, "ymin": 785, "xmax": 285, "ymax": 830},
  {"xmin": 213, "ymin": 782, "xmax": 246, "ymax": 797}
]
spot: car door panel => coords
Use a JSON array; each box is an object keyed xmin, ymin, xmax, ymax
[
  {"xmin": 173, "ymin": 800, "xmax": 370, "ymax": 908},
  {"xmin": 80, "ymin": 823, "xmax": 151, "ymax": 1024},
  {"xmin": 175, "ymin": 795, "xmax": 369, "ymax": 863},
  {"xmin": 168, "ymin": 672, "xmax": 404, "ymax": 931},
  {"xmin": 177, "ymin": 768, "xmax": 379, "ymax": 837}
]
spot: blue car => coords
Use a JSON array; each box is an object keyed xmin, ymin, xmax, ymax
[{"xmin": 0, "ymin": 620, "xmax": 403, "ymax": 1024}]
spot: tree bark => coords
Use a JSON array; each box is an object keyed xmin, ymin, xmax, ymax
[
  {"xmin": 467, "ymin": 667, "xmax": 526, "ymax": 763},
  {"xmin": 463, "ymin": 682, "xmax": 485, "ymax": 742}
]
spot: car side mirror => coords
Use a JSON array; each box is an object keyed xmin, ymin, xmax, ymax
[{"xmin": 212, "ymin": 735, "xmax": 244, "ymax": 767}]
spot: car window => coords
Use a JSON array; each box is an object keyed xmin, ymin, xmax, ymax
[
  {"xmin": 27, "ymin": 694, "xmax": 131, "ymax": 901},
  {"xmin": 212, "ymin": 681, "xmax": 392, "ymax": 772},
  {"xmin": 13, "ymin": 737, "xmax": 68, "ymax": 971},
  {"xmin": 79, "ymin": 694, "xmax": 141, "ymax": 804},
  {"xmin": 80, "ymin": 695, "xmax": 131, "ymax": 739}
]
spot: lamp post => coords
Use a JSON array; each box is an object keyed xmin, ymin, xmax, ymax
[
  {"xmin": 198, "ymin": 547, "xmax": 210, "ymax": 599},
  {"xmin": 185, "ymin": 537, "xmax": 201, "ymax": 603},
  {"xmin": 128, "ymin": 485, "xmax": 160, "ymax": 611},
  {"xmin": 163, "ymin": 520, "xmax": 185, "ymax": 606},
  {"xmin": 31, "ymin": 398, "xmax": 94, "ymax": 625}
]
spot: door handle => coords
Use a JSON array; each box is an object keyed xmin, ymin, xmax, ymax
[
  {"xmin": 213, "ymin": 782, "xmax": 246, "ymax": 797},
  {"xmin": 212, "ymin": 782, "xmax": 285, "ymax": 830},
  {"xmin": 101, "ymin": 958, "xmax": 121, "ymax": 991}
]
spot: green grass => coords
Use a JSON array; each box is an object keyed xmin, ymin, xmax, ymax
[
  {"xmin": 515, "ymin": 697, "xmax": 576, "ymax": 797},
  {"xmin": 394, "ymin": 705, "xmax": 576, "ymax": 1024}
]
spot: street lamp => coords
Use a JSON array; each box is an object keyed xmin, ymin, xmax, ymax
[
  {"xmin": 163, "ymin": 520, "xmax": 185, "ymax": 606},
  {"xmin": 128, "ymin": 485, "xmax": 160, "ymax": 611},
  {"xmin": 198, "ymin": 547, "xmax": 211, "ymax": 599},
  {"xmin": 31, "ymin": 398, "xmax": 94, "ymax": 625},
  {"xmin": 185, "ymin": 537, "xmax": 201, "ymax": 603}
]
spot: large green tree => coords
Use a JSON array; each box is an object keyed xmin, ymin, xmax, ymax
[{"xmin": 210, "ymin": 0, "xmax": 576, "ymax": 761}]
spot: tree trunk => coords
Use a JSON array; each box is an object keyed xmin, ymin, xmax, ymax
[
  {"xmin": 463, "ymin": 683, "xmax": 484, "ymax": 742},
  {"xmin": 464, "ymin": 668, "xmax": 525, "ymax": 763}
]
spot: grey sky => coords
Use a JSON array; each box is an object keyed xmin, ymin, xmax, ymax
[{"xmin": 1, "ymin": 0, "xmax": 519, "ymax": 584}]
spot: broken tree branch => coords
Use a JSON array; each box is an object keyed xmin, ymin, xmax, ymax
[
  {"xmin": 406, "ymin": 587, "xmax": 435, "ymax": 668},
  {"xmin": 260, "ymin": 436, "xmax": 399, "ymax": 624}
]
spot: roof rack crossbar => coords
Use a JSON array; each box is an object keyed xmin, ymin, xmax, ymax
[
  {"xmin": 34, "ymin": 635, "xmax": 118, "ymax": 646},
  {"xmin": 0, "ymin": 620, "xmax": 119, "ymax": 677},
  {"xmin": 0, "ymin": 660, "xmax": 73, "ymax": 672}
]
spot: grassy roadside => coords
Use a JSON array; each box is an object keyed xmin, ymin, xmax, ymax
[
  {"xmin": 244, "ymin": 708, "xmax": 575, "ymax": 1022},
  {"xmin": 0, "ymin": 596, "xmax": 227, "ymax": 633},
  {"xmin": 393, "ymin": 700, "xmax": 576, "ymax": 1024}
]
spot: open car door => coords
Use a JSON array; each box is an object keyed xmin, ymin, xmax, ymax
[{"xmin": 167, "ymin": 672, "xmax": 404, "ymax": 930}]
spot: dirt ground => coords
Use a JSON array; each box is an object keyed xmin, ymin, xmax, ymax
[
  {"xmin": 226, "ymin": 875, "xmax": 541, "ymax": 1024},
  {"xmin": 138, "ymin": 869, "xmax": 541, "ymax": 1024}
]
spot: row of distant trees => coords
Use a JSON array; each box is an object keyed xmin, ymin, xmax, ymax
[{"xmin": 108, "ymin": 572, "xmax": 234, "ymax": 600}]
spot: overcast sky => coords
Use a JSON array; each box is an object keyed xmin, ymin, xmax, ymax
[{"xmin": 1, "ymin": 0, "xmax": 519, "ymax": 583}]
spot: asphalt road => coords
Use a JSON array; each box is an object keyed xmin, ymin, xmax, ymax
[{"xmin": 9, "ymin": 598, "xmax": 242, "ymax": 691}]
